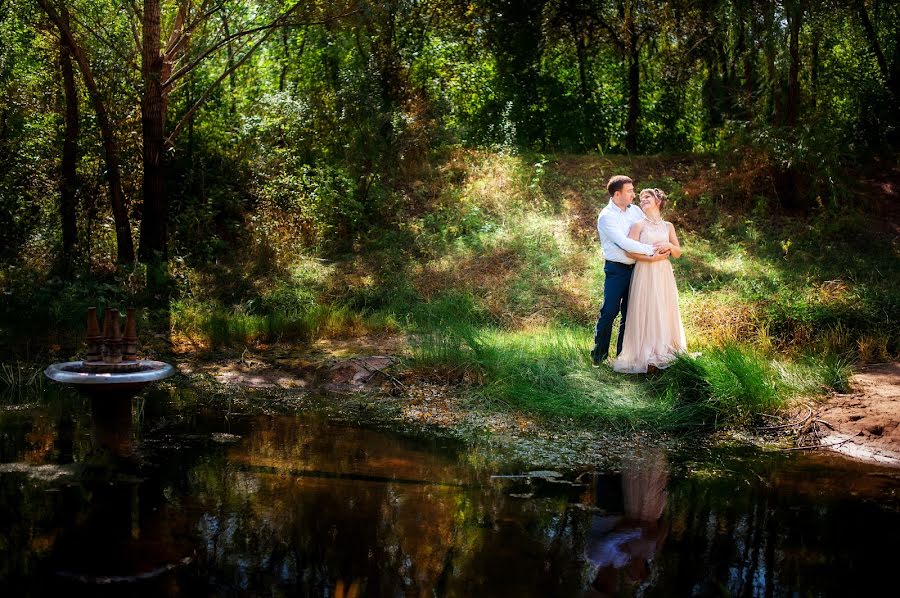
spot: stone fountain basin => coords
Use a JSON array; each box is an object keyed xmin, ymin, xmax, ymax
[{"xmin": 45, "ymin": 360, "xmax": 175, "ymax": 397}]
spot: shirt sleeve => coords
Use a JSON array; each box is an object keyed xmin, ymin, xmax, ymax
[{"xmin": 598, "ymin": 213, "xmax": 655, "ymax": 255}]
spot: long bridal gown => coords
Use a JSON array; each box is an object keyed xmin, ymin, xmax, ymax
[{"xmin": 613, "ymin": 219, "xmax": 687, "ymax": 374}]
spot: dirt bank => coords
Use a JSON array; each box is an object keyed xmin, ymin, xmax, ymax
[{"xmin": 815, "ymin": 363, "xmax": 900, "ymax": 467}]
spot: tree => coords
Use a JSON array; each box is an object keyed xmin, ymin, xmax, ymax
[
  {"xmin": 39, "ymin": 0, "xmax": 353, "ymax": 266},
  {"xmin": 58, "ymin": 6, "xmax": 79, "ymax": 265},
  {"xmin": 586, "ymin": 0, "xmax": 662, "ymax": 153},
  {"xmin": 37, "ymin": 0, "xmax": 136, "ymax": 264}
]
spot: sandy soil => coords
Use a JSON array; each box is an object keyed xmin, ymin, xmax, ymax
[{"xmin": 816, "ymin": 363, "xmax": 900, "ymax": 467}]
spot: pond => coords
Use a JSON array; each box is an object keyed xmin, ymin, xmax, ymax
[{"xmin": 1, "ymin": 386, "xmax": 898, "ymax": 596}]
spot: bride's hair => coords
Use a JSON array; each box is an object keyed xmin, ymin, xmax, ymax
[{"xmin": 640, "ymin": 188, "xmax": 667, "ymax": 210}]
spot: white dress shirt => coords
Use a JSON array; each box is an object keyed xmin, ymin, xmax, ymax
[{"xmin": 596, "ymin": 200, "xmax": 656, "ymax": 265}]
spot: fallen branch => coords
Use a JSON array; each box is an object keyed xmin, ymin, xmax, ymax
[
  {"xmin": 757, "ymin": 405, "xmax": 812, "ymax": 431},
  {"xmin": 779, "ymin": 436, "xmax": 854, "ymax": 452},
  {"xmin": 359, "ymin": 360, "xmax": 406, "ymax": 389}
]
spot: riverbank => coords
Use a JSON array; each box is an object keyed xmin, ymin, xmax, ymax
[
  {"xmin": 814, "ymin": 363, "xmax": 900, "ymax": 467},
  {"xmin": 172, "ymin": 337, "xmax": 666, "ymax": 470},
  {"xmin": 169, "ymin": 338, "xmax": 900, "ymax": 469}
]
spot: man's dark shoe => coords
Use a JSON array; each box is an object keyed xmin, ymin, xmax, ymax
[{"xmin": 590, "ymin": 350, "xmax": 605, "ymax": 368}]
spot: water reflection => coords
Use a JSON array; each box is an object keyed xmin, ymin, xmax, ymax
[
  {"xmin": 1, "ymin": 389, "xmax": 899, "ymax": 596},
  {"xmin": 585, "ymin": 449, "xmax": 669, "ymax": 594}
]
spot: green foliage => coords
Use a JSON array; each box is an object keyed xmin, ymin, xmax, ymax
[
  {"xmin": 816, "ymin": 354, "xmax": 854, "ymax": 394},
  {"xmin": 256, "ymin": 163, "xmax": 363, "ymax": 254},
  {"xmin": 654, "ymin": 346, "xmax": 785, "ymax": 428},
  {"xmin": 411, "ymin": 320, "xmax": 800, "ymax": 430}
]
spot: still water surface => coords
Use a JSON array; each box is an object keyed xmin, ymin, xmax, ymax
[{"xmin": 1, "ymin": 387, "xmax": 898, "ymax": 596}]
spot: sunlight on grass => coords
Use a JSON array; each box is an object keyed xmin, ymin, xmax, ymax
[{"xmin": 410, "ymin": 316, "xmax": 819, "ymax": 430}]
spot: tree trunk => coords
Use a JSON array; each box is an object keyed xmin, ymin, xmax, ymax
[
  {"xmin": 221, "ymin": 10, "xmax": 237, "ymax": 114},
  {"xmin": 138, "ymin": 0, "xmax": 168, "ymax": 263},
  {"xmin": 785, "ymin": 1, "xmax": 803, "ymax": 129},
  {"xmin": 763, "ymin": 0, "xmax": 780, "ymax": 125},
  {"xmin": 38, "ymin": 0, "xmax": 135, "ymax": 263},
  {"xmin": 811, "ymin": 20, "xmax": 822, "ymax": 111},
  {"xmin": 703, "ymin": 54, "xmax": 723, "ymax": 134},
  {"xmin": 575, "ymin": 29, "xmax": 592, "ymax": 147},
  {"xmin": 854, "ymin": 0, "xmax": 889, "ymax": 85},
  {"xmin": 742, "ymin": 15, "xmax": 756, "ymax": 124},
  {"xmin": 59, "ymin": 14, "xmax": 79, "ymax": 265},
  {"xmin": 855, "ymin": 0, "xmax": 898, "ymax": 100},
  {"xmin": 625, "ymin": 31, "xmax": 640, "ymax": 153}
]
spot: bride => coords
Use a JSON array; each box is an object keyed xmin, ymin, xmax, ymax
[{"xmin": 612, "ymin": 188, "xmax": 687, "ymax": 374}]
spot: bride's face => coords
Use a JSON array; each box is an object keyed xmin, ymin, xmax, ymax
[{"xmin": 639, "ymin": 193, "xmax": 658, "ymax": 212}]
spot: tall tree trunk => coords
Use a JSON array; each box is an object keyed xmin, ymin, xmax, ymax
[
  {"xmin": 574, "ymin": 28, "xmax": 592, "ymax": 147},
  {"xmin": 810, "ymin": 20, "xmax": 822, "ymax": 111},
  {"xmin": 854, "ymin": 0, "xmax": 889, "ymax": 84},
  {"xmin": 59, "ymin": 13, "xmax": 79, "ymax": 265},
  {"xmin": 38, "ymin": 0, "xmax": 135, "ymax": 263},
  {"xmin": 763, "ymin": 0, "xmax": 780, "ymax": 125},
  {"xmin": 138, "ymin": 0, "xmax": 168, "ymax": 263},
  {"xmin": 854, "ymin": 0, "xmax": 898, "ymax": 99},
  {"xmin": 703, "ymin": 54, "xmax": 723, "ymax": 134},
  {"xmin": 785, "ymin": 2, "xmax": 803, "ymax": 129},
  {"xmin": 742, "ymin": 15, "xmax": 756, "ymax": 124},
  {"xmin": 624, "ymin": 23, "xmax": 640, "ymax": 153},
  {"xmin": 221, "ymin": 10, "xmax": 237, "ymax": 114}
]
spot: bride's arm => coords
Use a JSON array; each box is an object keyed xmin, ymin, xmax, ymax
[
  {"xmin": 665, "ymin": 223, "xmax": 682, "ymax": 258},
  {"xmin": 625, "ymin": 221, "xmax": 667, "ymax": 262}
]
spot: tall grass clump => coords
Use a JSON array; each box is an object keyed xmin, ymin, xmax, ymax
[
  {"xmin": 413, "ymin": 323, "xmax": 801, "ymax": 431},
  {"xmin": 0, "ymin": 361, "xmax": 46, "ymax": 404},
  {"xmin": 816, "ymin": 354, "xmax": 853, "ymax": 394},
  {"xmin": 653, "ymin": 344, "xmax": 786, "ymax": 428},
  {"xmin": 0, "ymin": 361, "xmax": 45, "ymax": 391}
]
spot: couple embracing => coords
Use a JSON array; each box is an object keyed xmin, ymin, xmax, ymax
[{"xmin": 590, "ymin": 175, "xmax": 687, "ymax": 373}]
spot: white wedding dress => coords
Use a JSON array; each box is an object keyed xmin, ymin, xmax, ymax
[{"xmin": 612, "ymin": 219, "xmax": 687, "ymax": 373}]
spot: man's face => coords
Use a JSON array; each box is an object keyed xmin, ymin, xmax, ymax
[{"xmin": 613, "ymin": 183, "xmax": 635, "ymax": 208}]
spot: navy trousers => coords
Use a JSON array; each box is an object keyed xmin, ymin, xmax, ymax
[{"xmin": 592, "ymin": 260, "xmax": 635, "ymax": 360}]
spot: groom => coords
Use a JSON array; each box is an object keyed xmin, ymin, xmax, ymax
[{"xmin": 590, "ymin": 175, "xmax": 667, "ymax": 366}]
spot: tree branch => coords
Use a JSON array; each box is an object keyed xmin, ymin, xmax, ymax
[
  {"xmin": 163, "ymin": 1, "xmax": 190, "ymax": 60},
  {"xmin": 166, "ymin": 7, "xmax": 359, "ymax": 144},
  {"xmin": 163, "ymin": 0, "xmax": 315, "ymax": 90},
  {"xmin": 165, "ymin": 0, "xmax": 226, "ymax": 60},
  {"xmin": 69, "ymin": 8, "xmax": 140, "ymax": 72},
  {"xmin": 123, "ymin": 0, "xmax": 143, "ymax": 52},
  {"xmin": 165, "ymin": 23, "xmax": 280, "ymax": 146},
  {"xmin": 591, "ymin": 12, "xmax": 625, "ymax": 52}
]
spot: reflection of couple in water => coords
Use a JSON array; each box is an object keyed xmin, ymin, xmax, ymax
[{"xmin": 582, "ymin": 450, "xmax": 669, "ymax": 596}]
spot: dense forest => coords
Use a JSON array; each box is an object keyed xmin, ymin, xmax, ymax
[
  {"xmin": 3, "ymin": 0, "xmax": 896, "ymax": 268},
  {"xmin": 1, "ymin": 1, "xmax": 898, "ymax": 407}
]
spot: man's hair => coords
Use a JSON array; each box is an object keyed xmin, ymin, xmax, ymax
[
  {"xmin": 640, "ymin": 187, "xmax": 668, "ymax": 211},
  {"xmin": 607, "ymin": 175, "xmax": 633, "ymax": 197}
]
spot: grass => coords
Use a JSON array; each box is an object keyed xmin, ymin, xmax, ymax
[
  {"xmin": 0, "ymin": 361, "xmax": 46, "ymax": 404},
  {"xmin": 171, "ymin": 299, "xmax": 399, "ymax": 349},
  {"xmin": 409, "ymin": 309, "xmax": 816, "ymax": 431}
]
